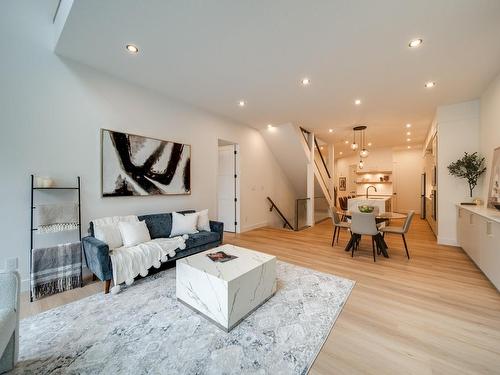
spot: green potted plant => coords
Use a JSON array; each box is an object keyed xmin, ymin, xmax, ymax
[{"xmin": 447, "ymin": 152, "xmax": 486, "ymax": 199}]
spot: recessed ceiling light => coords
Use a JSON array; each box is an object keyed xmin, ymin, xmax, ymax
[
  {"xmin": 339, "ymin": 151, "xmax": 343, "ymax": 155},
  {"xmin": 424, "ymin": 81, "xmax": 436, "ymax": 88},
  {"xmin": 267, "ymin": 124, "xmax": 273, "ymax": 129},
  {"xmin": 238, "ymin": 100, "xmax": 246, "ymax": 107},
  {"xmin": 407, "ymin": 145, "xmax": 411, "ymax": 149},
  {"xmin": 301, "ymin": 78, "xmax": 310, "ymax": 86},
  {"xmin": 406, "ymin": 131, "xmax": 411, "ymax": 136},
  {"xmin": 344, "ymin": 140, "xmax": 349, "ymax": 144},
  {"xmin": 126, "ymin": 44, "xmax": 139, "ymax": 54},
  {"xmin": 329, "ymin": 129, "xmax": 333, "ymax": 133},
  {"xmin": 368, "ymin": 142, "xmax": 372, "ymax": 146},
  {"xmin": 407, "ymin": 138, "xmax": 411, "ymax": 142},
  {"xmin": 408, "ymin": 38, "xmax": 423, "ymax": 48},
  {"xmin": 320, "ymin": 146, "xmax": 324, "ymax": 150},
  {"xmin": 354, "ymin": 99, "xmax": 362, "ymax": 105},
  {"xmin": 406, "ymin": 123, "xmax": 412, "ymax": 128}
]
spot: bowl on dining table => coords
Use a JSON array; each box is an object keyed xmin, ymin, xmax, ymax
[{"xmin": 358, "ymin": 205, "xmax": 375, "ymax": 213}]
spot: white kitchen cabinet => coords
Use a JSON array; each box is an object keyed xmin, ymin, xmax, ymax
[
  {"xmin": 479, "ymin": 216, "xmax": 500, "ymax": 288},
  {"xmin": 457, "ymin": 208, "xmax": 468, "ymax": 252},
  {"xmin": 456, "ymin": 205, "xmax": 500, "ymax": 291}
]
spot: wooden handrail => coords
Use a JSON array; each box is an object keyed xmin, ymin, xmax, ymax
[
  {"xmin": 314, "ymin": 138, "xmax": 331, "ymax": 179},
  {"xmin": 266, "ymin": 197, "xmax": 294, "ymax": 230},
  {"xmin": 300, "ymin": 126, "xmax": 331, "ymax": 179}
]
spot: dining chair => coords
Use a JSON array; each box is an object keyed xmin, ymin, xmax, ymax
[
  {"xmin": 350, "ymin": 211, "xmax": 383, "ymax": 262},
  {"xmin": 380, "ymin": 211, "xmax": 414, "ymax": 259},
  {"xmin": 331, "ymin": 207, "xmax": 351, "ymax": 246},
  {"xmin": 338, "ymin": 196, "xmax": 348, "ymax": 211},
  {"xmin": 338, "ymin": 197, "xmax": 349, "ymax": 221}
]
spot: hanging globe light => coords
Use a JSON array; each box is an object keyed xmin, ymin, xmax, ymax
[
  {"xmin": 359, "ymin": 159, "xmax": 364, "ymax": 169},
  {"xmin": 360, "ymin": 148, "xmax": 369, "ymax": 158},
  {"xmin": 351, "ymin": 142, "xmax": 359, "ymax": 151}
]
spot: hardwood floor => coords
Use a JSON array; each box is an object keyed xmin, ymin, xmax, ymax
[{"xmin": 21, "ymin": 218, "xmax": 500, "ymax": 374}]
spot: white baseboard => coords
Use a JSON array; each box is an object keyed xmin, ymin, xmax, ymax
[
  {"xmin": 241, "ymin": 221, "xmax": 268, "ymax": 233},
  {"xmin": 437, "ymin": 236, "xmax": 459, "ymax": 247}
]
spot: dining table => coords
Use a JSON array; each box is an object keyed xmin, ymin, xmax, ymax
[{"xmin": 341, "ymin": 211, "xmax": 408, "ymax": 258}]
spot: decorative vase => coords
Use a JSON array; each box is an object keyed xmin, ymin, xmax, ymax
[{"xmin": 41, "ymin": 178, "xmax": 54, "ymax": 188}]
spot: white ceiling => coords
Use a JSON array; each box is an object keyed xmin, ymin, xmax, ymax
[{"xmin": 55, "ymin": 0, "xmax": 500, "ymax": 152}]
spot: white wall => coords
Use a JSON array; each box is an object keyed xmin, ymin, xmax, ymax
[
  {"xmin": 436, "ymin": 100, "xmax": 480, "ymax": 245},
  {"xmin": 0, "ymin": 1, "xmax": 295, "ymax": 286},
  {"xmin": 480, "ymin": 72, "xmax": 500, "ymax": 201},
  {"xmin": 259, "ymin": 124, "xmax": 304, "ymax": 198}
]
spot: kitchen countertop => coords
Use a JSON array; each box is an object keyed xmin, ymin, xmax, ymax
[
  {"xmin": 456, "ymin": 204, "xmax": 500, "ymax": 224},
  {"xmin": 348, "ymin": 196, "xmax": 391, "ymax": 213},
  {"xmin": 349, "ymin": 196, "xmax": 391, "ymax": 201}
]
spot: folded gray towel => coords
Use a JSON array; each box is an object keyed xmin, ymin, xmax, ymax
[
  {"xmin": 31, "ymin": 242, "xmax": 82, "ymax": 299},
  {"xmin": 37, "ymin": 203, "xmax": 78, "ymax": 227}
]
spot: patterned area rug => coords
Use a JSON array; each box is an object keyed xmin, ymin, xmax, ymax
[{"xmin": 15, "ymin": 261, "xmax": 354, "ymax": 375}]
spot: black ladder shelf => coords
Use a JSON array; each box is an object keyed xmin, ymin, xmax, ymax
[{"xmin": 30, "ymin": 175, "xmax": 83, "ymax": 302}]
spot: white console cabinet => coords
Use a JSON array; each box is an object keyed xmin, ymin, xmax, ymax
[{"xmin": 457, "ymin": 205, "xmax": 500, "ymax": 291}]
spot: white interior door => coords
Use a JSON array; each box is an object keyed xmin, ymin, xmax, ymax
[
  {"xmin": 392, "ymin": 161, "xmax": 399, "ymax": 212},
  {"xmin": 393, "ymin": 157, "xmax": 421, "ymax": 214},
  {"xmin": 218, "ymin": 145, "xmax": 236, "ymax": 232}
]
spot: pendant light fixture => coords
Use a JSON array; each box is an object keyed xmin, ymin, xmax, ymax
[
  {"xmin": 359, "ymin": 159, "xmax": 364, "ymax": 169},
  {"xmin": 359, "ymin": 127, "xmax": 369, "ymax": 158},
  {"xmin": 350, "ymin": 129, "xmax": 359, "ymax": 151},
  {"xmin": 352, "ymin": 125, "xmax": 370, "ymax": 158}
]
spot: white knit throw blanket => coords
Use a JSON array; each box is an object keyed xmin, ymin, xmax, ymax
[
  {"xmin": 109, "ymin": 236, "xmax": 187, "ymax": 294},
  {"xmin": 38, "ymin": 223, "xmax": 79, "ymax": 233}
]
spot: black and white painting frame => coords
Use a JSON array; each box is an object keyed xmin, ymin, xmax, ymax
[
  {"xmin": 339, "ymin": 177, "xmax": 347, "ymax": 191},
  {"xmin": 101, "ymin": 129, "xmax": 191, "ymax": 197}
]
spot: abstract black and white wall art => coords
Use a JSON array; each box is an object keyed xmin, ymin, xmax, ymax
[{"xmin": 101, "ymin": 129, "xmax": 191, "ymax": 196}]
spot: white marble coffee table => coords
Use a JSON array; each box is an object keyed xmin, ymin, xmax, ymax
[{"xmin": 176, "ymin": 244, "xmax": 277, "ymax": 331}]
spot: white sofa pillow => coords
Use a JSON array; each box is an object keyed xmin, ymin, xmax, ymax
[
  {"xmin": 196, "ymin": 209, "xmax": 211, "ymax": 231},
  {"xmin": 118, "ymin": 221, "xmax": 151, "ymax": 247},
  {"xmin": 94, "ymin": 223, "xmax": 123, "ymax": 249},
  {"xmin": 170, "ymin": 212, "xmax": 199, "ymax": 237},
  {"xmin": 93, "ymin": 215, "xmax": 138, "ymax": 226}
]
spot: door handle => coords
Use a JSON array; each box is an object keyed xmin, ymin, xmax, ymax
[{"xmin": 486, "ymin": 221, "xmax": 493, "ymax": 237}]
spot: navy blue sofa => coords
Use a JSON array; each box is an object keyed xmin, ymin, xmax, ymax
[{"xmin": 82, "ymin": 210, "xmax": 223, "ymax": 293}]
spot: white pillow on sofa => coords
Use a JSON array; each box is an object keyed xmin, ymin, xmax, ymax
[
  {"xmin": 94, "ymin": 223, "xmax": 123, "ymax": 249},
  {"xmin": 170, "ymin": 212, "xmax": 199, "ymax": 237},
  {"xmin": 196, "ymin": 209, "xmax": 211, "ymax": 232},
  {"xmin": 118, "ymin": 221, "xmax": 151, "ymax": 247}
]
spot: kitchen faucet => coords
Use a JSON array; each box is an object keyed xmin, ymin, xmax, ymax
[{"xmin": 366, "ymin": 185, "xmax": 377, "ymax": 199}]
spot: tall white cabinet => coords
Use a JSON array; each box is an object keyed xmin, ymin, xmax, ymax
[{"xmin": 457, "ymin": 205, "xmax": 500, "ymax": 290}]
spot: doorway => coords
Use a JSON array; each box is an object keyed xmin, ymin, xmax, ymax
[{"xmin": 217, "ymin": 140, "xmax": 240, "ymax": 233}]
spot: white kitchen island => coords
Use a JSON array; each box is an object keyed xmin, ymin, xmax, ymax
[{"xmin": 348, "ymin": 196, "xmax": 392, "ymax": 213}]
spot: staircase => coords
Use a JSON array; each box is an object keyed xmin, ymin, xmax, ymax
[
  {"xmin": 261, "ymin": 123, "xmax": 333, "ymax": 228},
  {"xmin": 299, "ymin": 127, "xmax": 333, "ymax": 207}
]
